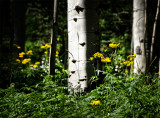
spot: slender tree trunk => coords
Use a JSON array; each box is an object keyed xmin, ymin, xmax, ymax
[
  {"xmin": 49, "ymin": 0, "xmax": 58, "ymax": 75},
  {"xmin": 68, "ymin": 0, "xmax": 99, "ymax": 94},
  {"xmin": 157, "ymin": 1, "xmax": 160, "ymax": 117},
  {"xmin": 133, "ymin": 0, "xmax": 146, "ymax": 74},
  {"xmin": 150, "ymin": 0, "xmax": 160, "ymax": 62}
]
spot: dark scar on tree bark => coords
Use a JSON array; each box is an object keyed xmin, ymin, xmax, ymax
[
  {"xmin": 73, "ymin": 18, "xmax": 77, "ymax": 22},
  {"xmin": 136, "ymin": 46, "xmax": 142, "ymax": 55},
  {"xmin": 79, "ymin": 42, "xmax": 86, "ymax": 46},
  {"xmin": 75, "ymin": 5, "xmax": 84, "ymax": 13},
  {"xmin": 71, "ymin": 71, "xmax": 75, "ymax": 74},
  {"xmin": 72, "ymin": 59, "xmax": 76, "ymax": 63}
]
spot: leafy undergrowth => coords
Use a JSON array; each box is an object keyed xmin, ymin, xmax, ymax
[
  {"xmin": 0, "ymin": 72, "xmax": 159, "ymax": 118},
  {"xmin": 0, "ymin": 43, "xmax": 160, "ymax": 118}
]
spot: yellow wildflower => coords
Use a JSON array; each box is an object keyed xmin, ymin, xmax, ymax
[
  {"xmin": 17, "ymin": 46, "xmax": 21, "ymax": 49},
  {"xmin": 130, "ymin": 61, "xmax": 133, "ymax": 65},
  {"xmin": 19, "ymin": 52, "xmax": 25, "ymax": 58},
  {"xmin": 19, "ymin": 55, "xmax": 23, "ymax": 58},
  {"xmin": 16, "ymin": 59, "xmax": 21, "ymax": 63},
  {"xmin": 125, "ymin": 69, "xmax": 128, "ymax": 73},
  {"xmin": 89, "ymin": 57, "xmax": 94, "ymax": 61},
  {"xmin": 30, "ymin": 64, "xmax": 34, "ymax": 67},
  {"xmin": 127, "ymin": 62, "xmax": 131, "ymax": 66},
  {"xmin": 30, "ymin": 63, "xmax": 38, "ymax": 68},
  {"xmin": 123, "ymin": 60, "xmax": 133, "ymax": 67},
  {"xmin": 104, "ymin": 49, "xmax": 107, "ymax": 52},
  {"xmin": 33, "ymin": 64, "xmax": 38, "ymax": 68},
  {"xmin": 41, "ymin": 44, "xmax": 51, "ymax": 49},
  {"xmin": 104, "ymin": 57, "xmax": 111, "ymax": 62},
  {"xmin": 127, "ymin": 61, "xmax": 134, "ymax": 66},
  {"xmin": 26, "ymin": 50, "xmax": 33, "ymax": 55},
  {"xmin": 109, "ymin": 42, "xmax": 120, "ymax": 48},
  {"xmin": 22, "ymin": 58, "xmax": 31, "ymax": 64},
  {"xmin": 44, "ymin": 51, "xmax": 48, "ymax": 54},
  {"xmin": 127, "ymin": 54, "xmax": 136, "ymax": 61},
  {"xmin": 41, "ymin": 46, "xmax": 46, "ymax": 49},
  {"xmin": 56, "ymin": 51, "xmax": 59, "ymax": 57},
  {"xmin": 123, "ymin": 61, "xmax": 130, "ymax": 65},
  {"xmin": 127, "ymin": 54, "xmax": 136, "ymax": 58},
  {"xmin": 123, "ymin": 54, "xmax": 136, "ymax": 67},
  {"xmin": 35, "ymin": 62, "xmax": 40, "ymax": 65},
  {"xmin": 101, "ymin": 57, "xmax": 111, "ymax": 62},
  {"xmin": 90, "ymin": 99, "xmax": 101, "ymax": 106},
  {"xmin": 93, "ymin": 52, "xmax": 103, "ymax": 59},
  {"xmin": 45, "ymin": 44, "xmax": 51, "ymax": 49},
  {"xmin": 13, "ymin": 44, "xmax": 21, "ymax": 49},
  {"xmin": 131, "ymin": 77, "xmax": 135, "ymax": 80},
  {"xmin": 129, "ymin": 57, "xmax": 134, "ymax": 61}
]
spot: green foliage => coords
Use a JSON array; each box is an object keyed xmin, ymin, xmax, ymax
[
  {"xmin": 0, "ymin": 75, "xmax": 72, "ymax": 118},
  {"xmin": 1, "ymin": 1, "xmax": 160, "ymax": 117},
  {"xmin": 1, "ymin": 42, "xmax": 160, "ymax": 118},
  {"xmin": 11, "ymin": 67, "xmax": 46, "ymax": 88},
  {"xmin": 1, "ymin": 73, "xmax": 159, "ymax": 117},
  {"xmin": 99, "ymin": 0, "xmax": 132, "ymax": 57}
]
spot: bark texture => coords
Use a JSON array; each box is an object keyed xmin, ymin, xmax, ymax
[
  {"xmin": 68, "ymin": 0, "xmax": 99, "ymax": 93},
  {"xmin": 133, "ymin": 0, "xmax": 146, "ymax": 74}
]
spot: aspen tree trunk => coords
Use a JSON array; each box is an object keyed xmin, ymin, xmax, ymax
[
  {"xmin": 49, "ymin": 0, "xmax": 58, "ymax": 75},
  {"xmin": 68, "ymin": 0, "xmax": 99, "ymax": 94},
  {"xmin": 132, "ymin": 0, "xmax": 146, "ymax": 74}
]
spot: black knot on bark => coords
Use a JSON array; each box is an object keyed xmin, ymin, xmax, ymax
[
  {"xmin": 79, "ymin": 42, "xmax": 86, "ymax": 46},
  {"xmin": 73, "ymin": 18, "xmax": 77, "ymax": 22},
  {"xmin": 72, "ymin": 59, "xmax": 76, "ymax": 63},
  {"xmin": 71, "ymin": 71, "xmax": 75, "ymax": 74},
  {"xmin": 75, "ymin": 5, "xmax": 84, "ymax": 13}
]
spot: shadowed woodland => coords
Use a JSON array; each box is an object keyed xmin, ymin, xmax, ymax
[{"xmin": 0, "ymin": 0, "xmax": 160, "ymax": 117}]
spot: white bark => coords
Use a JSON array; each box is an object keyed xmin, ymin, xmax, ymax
[
  {"xmin": 68, "ymin": 0, "xmax": 99, "ymax": 93},
  {"xmin": 133, "ymin": 0, "xmax": 146, "ymax": 74}
]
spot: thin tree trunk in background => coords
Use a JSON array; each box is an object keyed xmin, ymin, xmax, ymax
[
  {"xmin": 68, "ymin": 0, "xmax": 99, "ymax": 94},
  {"xmin": 49, "ymin": 0, "xmax": 58, "ymax": 75},
  {"xmin": 150, "ymin": 0, "xmax": 160, "ymax": 62},
  {"xmin": 150, "ymin": 0, "xmax": 160, "ymax": 92},
  {"xmin": 133, "ymin": 0, "xmax": 146, "ymax": 74},
  {"xmin": 13, "ymin": 0, "xmax": 25, "ymax": 51}
]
